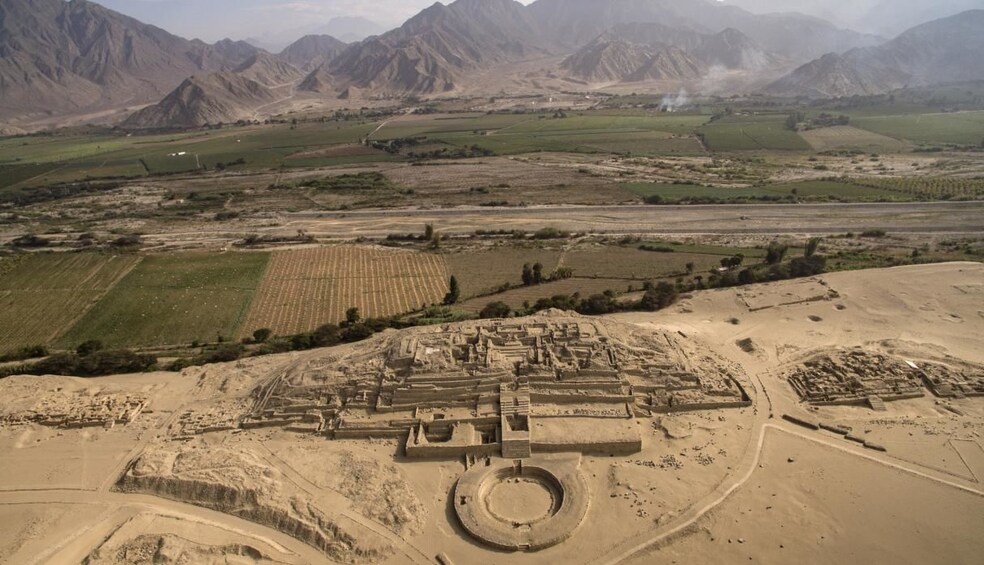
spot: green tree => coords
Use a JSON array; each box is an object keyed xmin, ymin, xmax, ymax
[
  {"xmin": 766, "ymin": 242, "xmax": 788, "ymax": 265},
  {"xmin": 75, "ymin": 340, "xmax": 103, "ymax": 357},
  {"xmin": 424, "ymin": 223, "xmax": 434, "ymax": 240},
  {"xmin": 311, "ymin": 324, "xmax": 341, "ymax": 347},
  {"xmin": 686, "ymin": 262, "xmax": 695, "ymax": 275},
  {"xmin": 641, "ymin": 282, "xmax": 679, "ymax": 311},
  {"xmin": 785, "ymin": 112, "xmax": 801, "ymax": 131},
  {"xmin": 738, "ymin": 268, "xmax": 757, "ymax": 285},
  {"xmin": 805, "ymin": 237, "xmax": 822, "ymax": 258},
  {"xmin": 480, "ymin": 301, "xmax": 512, "ymax": 319},
  {"xmin": 443, "ymin": 275, "xmax": 460, "ymax": 305},
  {"xmin": 341, "ymin": 323, "xmax": 374, "ymax": 343},
  {"xmin": 532, "ymin": 263, "xmax": 544, "ymax": 285},
  {"xmin": 345, "ymin": 307, "xmax": 361, "ymax": 325},
  {"xmin": 522, "ymin": 263, "xmax": 534, "ymax": 286},
  {"xmin": 551, "ymin": 267, "xmax": 574, "ymax": 280},
  {"xmin": 252, "ymin": 328, "xmax": 272, "ymax": 343}
]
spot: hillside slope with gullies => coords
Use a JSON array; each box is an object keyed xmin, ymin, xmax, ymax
[
  {"xmin": 297, "ymin": 68, "xmax": 335, "ymax": 94},
  {"xmin": 325, "ymin": 0, "xmax": 872, "ymax": 96},
  {"xmin": 234, "ymin": 52, "xmax": 303, "ymax": 87},
  {"xmin": 122, "ymin": 72, "xmax": 276, "ymax": 129},
  {"xmin": 768, "ymin": 10, "xmax": 984, "ymax": 97},
  {"xmin": 561, "ymin": 40, "xmax": 704, "ymax": 83},
  {"xmin": 328, "ymin": 0, "xmax": 544, "ymax": 95},
  {"xmin": 279, "ymin": 35, "xmax": 348, "ymax": 72},
  {"xmin": 0, "ymin": 0, "xmax": 259, "ymax": 124},
  {"xmin": 561, "ymin": 23, "xmax": 779, "ymax": 83}
]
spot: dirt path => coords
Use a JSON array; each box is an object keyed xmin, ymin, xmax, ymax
[
  {"xmin": 364, "ymin": 108, "xmax": 416, "ymax": 141},
  {"xmin": 0, "ymin": 490, "xmax": 325, "ymax": 565}
]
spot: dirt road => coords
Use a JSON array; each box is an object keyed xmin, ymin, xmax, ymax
[{"xmin": 280, "ymin": 201, "xmax": 984, "ymax": 238}]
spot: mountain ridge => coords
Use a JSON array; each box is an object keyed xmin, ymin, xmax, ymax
[
  {"xmin": 768, "ymin": 10, "xmax": 984, "ymax": 97},
  {"xmin": 0, "ymin": 0, "xmax": 260, "ymax": 123}
]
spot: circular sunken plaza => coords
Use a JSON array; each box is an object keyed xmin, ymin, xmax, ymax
[{"xmin": 453, "ymin": 455, "xmax": 589, "ymax": 551}]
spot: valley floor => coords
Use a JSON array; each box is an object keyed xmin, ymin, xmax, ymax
[{"xmin": 1, "ymin": 262, "xmax": 982, "ymax": 564}]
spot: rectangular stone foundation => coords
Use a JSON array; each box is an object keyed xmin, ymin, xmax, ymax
[{"xmin": 530, "ymin": 417, "xmax": 642, "ymax": 456}]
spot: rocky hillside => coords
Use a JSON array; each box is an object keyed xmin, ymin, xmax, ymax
[
  {"xmin": 279, "ymin": 35, "xmax": 347, "ymax": 72},
  {"xmin": 297, "ymin": 68, "xmax": 335, "ymax": 94},
  {"xmin": 328, "ymin": 0, "xmax": 543, "ymax": 95},
  {"xmin": 234, "ymin": 52, "xmax": 303, "ymax": 87},
  {"xmin": 562, "ymin": 40, "xmax": 704, "ymax": 83},
  {"xmin": 0, "ymin": 0, "xmax": 258, "ymax": 122},
  {"xmin": 561, "ymin": 24, "xmax": 777, "ymax": 83},
  {"xmin": 768, "ymin": 10, "xmax": 984, "ymax": 97},
  {"xmin": 122, "ymin": 72, "xmax": 275, "ymax": 129}
]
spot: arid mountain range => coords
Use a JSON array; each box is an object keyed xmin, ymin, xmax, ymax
[
  {"xmin": 767, "ymin": 10, "xmax": 984, "ymax": 98},
  {"xmin": 1, "ymin": 0, "xmax": 982, "ymax": 129}
]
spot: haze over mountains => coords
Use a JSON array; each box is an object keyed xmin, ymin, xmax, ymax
[
  {"xmin": 1, "ymin": 0, "xmax": 983, "ymax": 129},
  {"xmin": 768, "ymin": 10, "xmax": 984, "ymax": 98},
  {"xmin": 725, "ymin": 0, "xmax": 984, "ymax": 38}
]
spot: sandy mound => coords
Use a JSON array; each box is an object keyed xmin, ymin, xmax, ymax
[
  {"xmin": 276, "ymin": 446, "xmax": 426, "ymax": 535},
  {"xmin": 117, "ymin": 446, "xmax": 391, "ymax": 563},
  {"xmin": 84, "ymin": 534, "xmax": 272, "ymax": 565}
]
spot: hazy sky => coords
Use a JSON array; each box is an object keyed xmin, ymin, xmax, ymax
[
  {"xmin": 97, "ymin": 0, "xmax": 981, "ymax": 47},
  {"xmin": 97, "ymin": 0, "xmax": 534, "ymax": 46}
]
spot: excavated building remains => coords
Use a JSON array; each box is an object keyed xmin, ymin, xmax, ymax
[
  {"xmin": 240, "ymin": 316, "xmax": 750, "ymax": 459},
  {"xmin": 0, "ymin": 389, "xmax": 148, "ymax": 429},
  {"xmin": 783, "ymin": 348, "xmax": 984, "ymax": 409}
]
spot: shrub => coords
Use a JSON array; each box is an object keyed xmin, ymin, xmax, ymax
[
  {"xmin": 75, "ymin": 340, "xmax": 104, "ymax": 357},
  {"xmin": 765, "ymin": 242, "xmax": 788, "ymax": 265},
  {"xmin": 532, "ymin": 227, "xmax": 569, "ymax": 240},
  {"xmin": 640, "ymin": 282, "xmax": 678, "ymax": 311},
  {"xmin": 341, "ymin": 323, "xmax": 374, "ymax": 342},
  {"xmin": 480, "ymin": 302, "xmax": 512, "ymax": 319},
  {"xmin": 0, "ymin": 345, "xmax": 49, "ymax": 363}
]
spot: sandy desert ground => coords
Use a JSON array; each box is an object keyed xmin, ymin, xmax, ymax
[{"xmin": 0, "ymin": 262, "xmax": 982, "ymax": 564}]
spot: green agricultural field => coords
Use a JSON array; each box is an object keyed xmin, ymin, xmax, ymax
[
  {"xmin": 0, "ymin": 253, "xmax": 141, "ymax": 354},
  {"xmin": 634, "ymin": 240, "xmax": 768, "ymax": 258},
  {"xmin": 457, "ymin": 278, "xmax": 631, "ymax": 313},
  {"xmin": 59, "ymin": 252, "xmax": 269, "ymax": 349},
  {"xmin": 562, "ymin": 247, "xmax": 733, "ymax": 280},
  {"xmin": 851, "ymin": 111, "xmax": 984, "ymax": 146},
  {"xmin": 623, "ymin": 179, "xmax": 907, "ymax": 203},
  {"xmin": 444, "ymin": 247, "xmax": 564, "ymax": 298},
  {"xmin": 698, "ymin": 115, "xmax": 812, "ymax": 151},
  {"xmin": 502, "ymin": 114, "xmax": 706, "ymax": 135},
  {"xmin": 625, "ymin": 183, "xmax": 776, "ymax": 201},
  {"xmin": 376, "ymin": 112, "xmax": 708, "ymax": 156},
  {"xmin": 370, "ymin": 113, "xmax": 536, "ymax": 139},
  {"xmin": 0, "ymin": 163, "xmax": 64, "ymax": 190},
  {"xmin": 0, "ymin": 121, "xmax": 388, "ymax": 189},
  {"xmin": 761, "ymin": 180, "xmax": 903, "ymax": 200}
]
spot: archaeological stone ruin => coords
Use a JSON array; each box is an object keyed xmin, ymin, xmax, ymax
[{"xmin": 239, "ymin": 318, "xmax": 750, "ymax": 459}]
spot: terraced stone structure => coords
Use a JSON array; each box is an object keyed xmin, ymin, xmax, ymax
[
  {"xmin": 783, "ymin": 348, "xmax": 984, "ymax": 409},
  {"xmin": 242, "ymin": 316, "xmax": 749, "ymax": 458}
]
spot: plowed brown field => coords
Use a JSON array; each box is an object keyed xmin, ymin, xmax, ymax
[{"xmin": 240, "ymin": 246, "xmax": 448, "ymax": 337}]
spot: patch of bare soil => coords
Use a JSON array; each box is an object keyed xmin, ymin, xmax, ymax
[
  {"xmin": 85, "ymin": 534, "xmax": 274, "ymax": 565},
  {"xmin": 274, "ymin": 445, "xmax": 426, "ymax": 535},
  {"xmin": 116, "ymin": 446, "xmax": 392, "ymax": 563}
]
